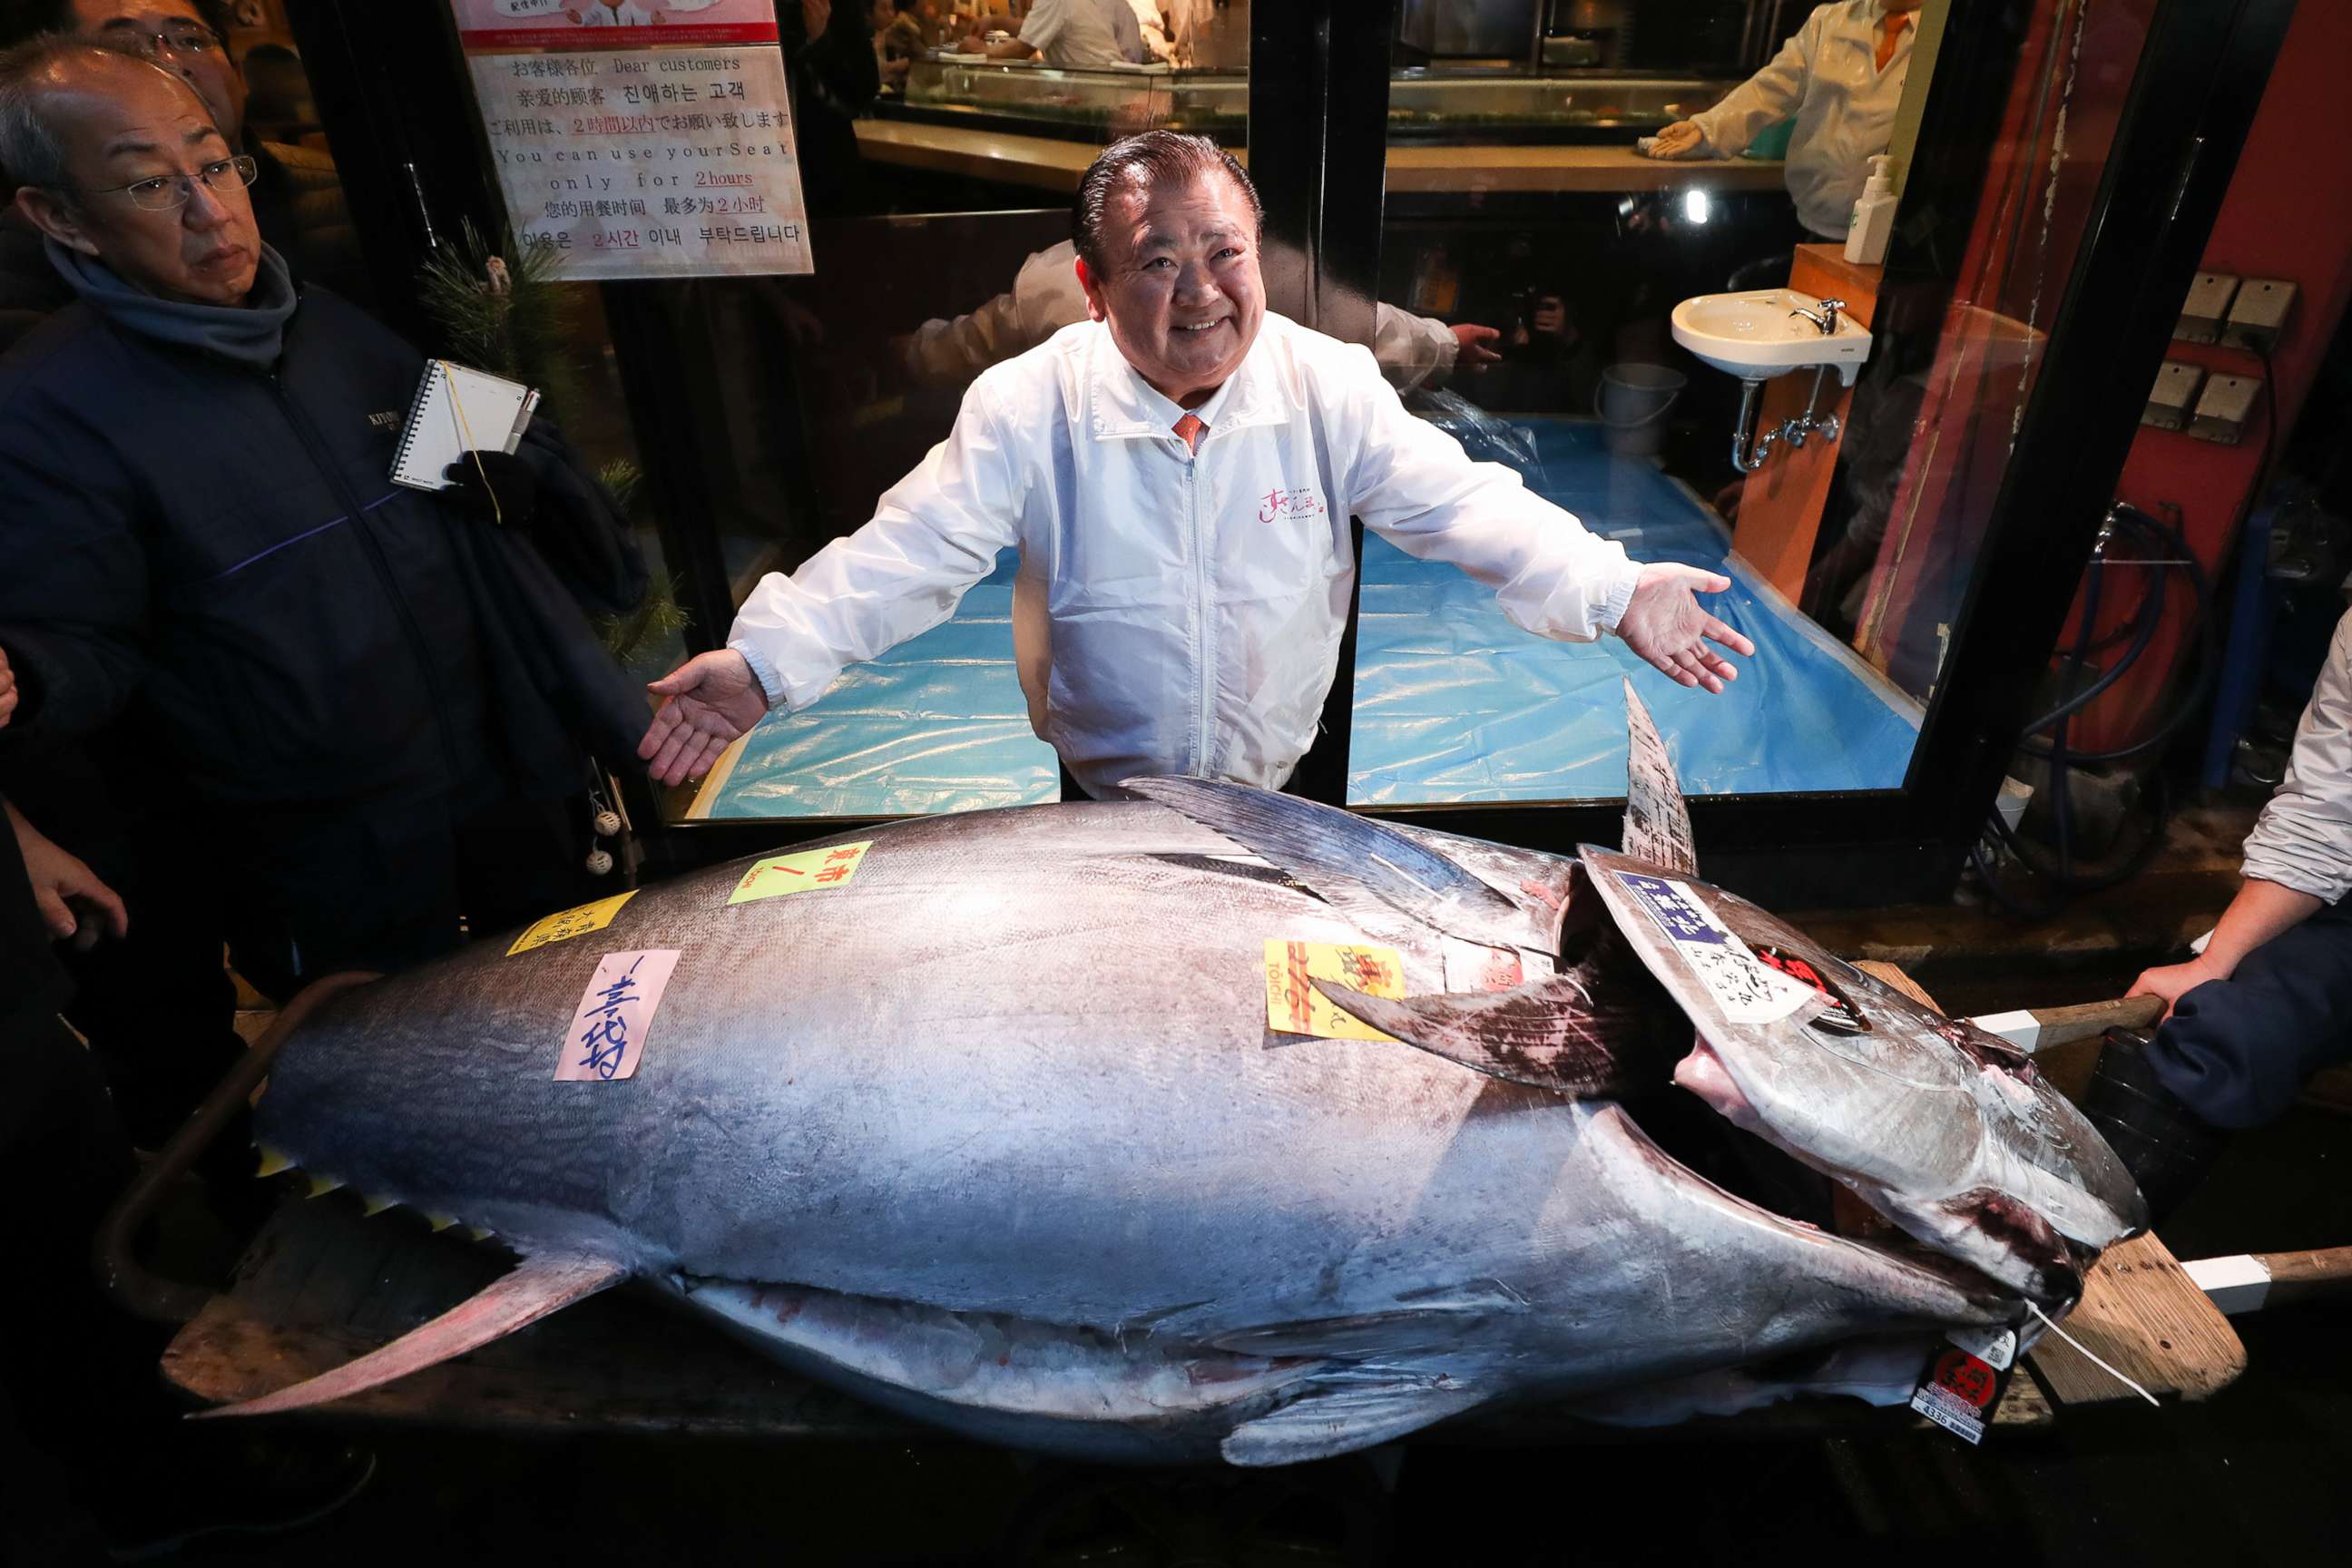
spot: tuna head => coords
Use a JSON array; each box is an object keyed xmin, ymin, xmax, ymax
[{"xmin": 1581, "ymin": 848, "xmax": 2147, "ymax": 1312}]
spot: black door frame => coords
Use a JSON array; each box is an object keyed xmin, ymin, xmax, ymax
[{"xmin": 289, "ymin": 0, "xmax": 2295, "ymax": 905}]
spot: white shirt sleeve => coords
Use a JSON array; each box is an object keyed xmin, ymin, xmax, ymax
[
  {"xmin": 1019, "ymin": 0, "xmax": 1069, "ymax": 54},
  {"xmin": 1109, "ymin": 0, "xmax": 1148, "ymax": 61},
  {"xmin": 728, "ymin": 386, "xmax": 1025, "ymax": 710},
  {"xmin": 1336, "ymin": 347, "xmax": 1642, "ymax": 641},
  {"xmin": 2242, "ymin": 608, "xmax": 2352, "ymax": 903},
  {"xmin": 1370, "ymin": 304, "xmax": 1460, "ymax": 395},
  {"xmin": 1690, "ymin": 7, "xmax": 1822, "ymax": 157}
]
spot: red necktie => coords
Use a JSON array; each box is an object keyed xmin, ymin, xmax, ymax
[
  {"xmin": 1174, "ymin": 413, "xmax": 1206, "ymax": 452},
  {"xmin": 1876, "ymin": 12, "xmax": 1908, "ymax": 72}
]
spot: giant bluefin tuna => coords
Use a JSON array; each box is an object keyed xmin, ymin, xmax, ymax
[{"xmin": 213, "ymin": 685, "xmax": 2145, "ymax": 1462}]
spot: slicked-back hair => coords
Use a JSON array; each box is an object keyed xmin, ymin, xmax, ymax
[{"xmin": 1073, "ymin": 130, "xmax": 1260, "ymax": 275}]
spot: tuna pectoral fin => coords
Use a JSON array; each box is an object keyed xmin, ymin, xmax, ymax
[
  {"xmin": 1313, "ymin": 974, "xmax": 1653, "ymax": 1096},
  {"xmin": 195, "ymin": 1251, "xmax": 625, "ymax": 1419},
  {"xmin": 1220, "ymin": 1371, "xmax": 1489, "ymax": 1466},
  {"xmin": 1120, "ymin": 776, "xmax": 1549, "ymax": 953}
]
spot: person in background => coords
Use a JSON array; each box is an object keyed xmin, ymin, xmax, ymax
[
  {"xmin": 785, "ymin": 0, "xmax": 880, "ymax": 214},
  {"xmin": 963, "ymin": 0, "xmax": 1144, "ymax": 66},
  {"xmin": 0, "ymin": 654, "xmax": 377, "ymax": 1559},
  {"xmin": 0, "ymin": 0, "xmax": 372, "ymax": 348},
  {"xmin": 1640, "ymin": 0, "xmax": 1921, "ymax": 243},
  {"xmin": 876, "ymin": 0, "xmax": 926, "ymax": 89},
  {"xmin": 900, "ymin": 231, "xmax": 1502, "ymax": 396},
  {"xmin": 2092, "ymin": 606, "xmax": 2352, "ymax": 1219},
  {"xmin": 1124, "ymin": 0, "xmax": 1172, "ymax": 63},
  {"xmin": 0, "ymin": 43, "xmax": 649, "ymax": 1005},
  {"xmin": 639, "ymin": 132, "xmax": 1752, "ymax": 797}
]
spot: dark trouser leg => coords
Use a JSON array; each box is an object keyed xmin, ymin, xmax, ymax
[
  {"xmin": 0, "ymin": 1004, "xmax": 151, "ymax": 1557},
  {"xmin": 59, "ymin": 857, "xmax": 241, "ymax": 1151},
  {"xmin": 2149, "ymin": 897, "xmax": 2352, "ymax": 1130}
]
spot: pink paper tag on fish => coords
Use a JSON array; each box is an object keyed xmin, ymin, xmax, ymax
[{"xmin": 555, "ymin": 949, "xmax": 682, "ymax": 1083}]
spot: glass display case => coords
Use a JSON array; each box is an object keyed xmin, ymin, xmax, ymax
[
  {"xmin": 896, "ymin": 57, "xmax": 1244, "ymax": 140},
  {"xmin": 892, "ymin": 55, "xmax": 1732, "ymax": 144}
]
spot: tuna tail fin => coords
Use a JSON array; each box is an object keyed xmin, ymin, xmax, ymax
[
  {"xmin": 1621, "ymin": 677, "xmax": 1699, "ymax": 876},
  {"xmin": 193, "ymin": 1250, "xmax": 625, "ymax": 1419},
  {"xmin": 1313, "ymin": 972, "xmax": 1671, "ymax": 1097}
]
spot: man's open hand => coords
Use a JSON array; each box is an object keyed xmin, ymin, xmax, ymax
[
  {"xmin": 1646, "ymin": 122, "xmax": 1704, "ymax": 159},
  {"xmin": 639, "ymin": 650, "xmax": 772, "ymax": 786},
  {"xmin": 1615, "ymin": 564, "xmax": 1755, "ymax": 694},
  {"xmin": 0, "ymin": 645, "xmax": 16, "ymax": 728}
]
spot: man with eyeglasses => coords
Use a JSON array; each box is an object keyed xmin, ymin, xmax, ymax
[
  {"xmin": 0, "ymin": 42, "xmax": 651, "ymax": 1101},
  {"xmin": 0, "ymin": 1, "xmax": 368, "ymax": 348}
]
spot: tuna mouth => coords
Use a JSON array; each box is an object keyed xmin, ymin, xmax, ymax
[{"xmin": 1616, "ymin": 1061, "xmax": 2064, "ymax": 1315}]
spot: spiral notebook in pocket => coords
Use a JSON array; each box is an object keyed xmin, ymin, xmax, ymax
[{"xmin": 389, "ymin": 359, "xmax": 541, "ymax": 491}]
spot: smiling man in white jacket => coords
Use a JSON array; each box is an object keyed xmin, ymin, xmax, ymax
[{"xmin": 638, "ymin": 132, "xmax": 1754, "ymax": 795}]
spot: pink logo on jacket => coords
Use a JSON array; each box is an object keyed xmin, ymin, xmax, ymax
[{"xmin": 1258, "ymin": 487, "xmax": 1327, "ymax": 524}]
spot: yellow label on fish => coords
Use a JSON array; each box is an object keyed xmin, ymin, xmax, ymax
[
  {"xmin": 507, "ymin": 891, "xmax": 638, "ymax": 956},
  {"xmin": 1263, "ymin": 940, "xmax": 1405, "ymax": 1042},
  {"xmin": 728, "ymin": 841, "xmax": 874, "ymax": 905}
]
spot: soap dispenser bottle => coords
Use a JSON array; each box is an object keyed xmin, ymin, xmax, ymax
[{"xmin": 1845, "ymin": 154, "xmax": 1896, "ymax": 265}]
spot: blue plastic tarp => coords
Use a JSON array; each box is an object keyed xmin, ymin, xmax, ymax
[{"xmin": 694, "ymin": 418, "xmax": 1920, "ymax": 819}]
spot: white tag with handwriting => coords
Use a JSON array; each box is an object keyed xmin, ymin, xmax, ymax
[{"xmin": 554, "ymin": 949, "xmax": 681, "ymax": 1083}]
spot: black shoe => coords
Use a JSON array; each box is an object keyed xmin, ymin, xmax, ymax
[
  {"xmin": 101, "ymin": 1437, "xmax": 376, "ymax": 1563},
  {"xmin": 2078, "ymin": 1028, "xmax": 2226, "ymax": 1228}
]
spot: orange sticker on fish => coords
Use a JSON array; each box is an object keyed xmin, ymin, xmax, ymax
[
  {"xmin": 727, "ymin": 841, "xmax": 874, "ymax": 905},
  {"xmin": 555, "ymin": 949, "xmax": 681, "ymax": 1083},
  {"xmin": 1263, "ymin": 940, "xmax": 1406, "ymax": 1043}
]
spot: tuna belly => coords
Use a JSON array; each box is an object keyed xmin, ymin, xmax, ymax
[{"xmin": 676, "ymin": 1277, "xmax": 1331, "ymax": 1464}]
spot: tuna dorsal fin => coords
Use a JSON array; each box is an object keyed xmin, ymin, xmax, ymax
[
  {"xmin": 1621, "ymin": 678, "xmax": 1698, "ymax": 876},
  {"xmin": 1121, "ymin": 777, "xmax": 1549, "ymax": 953},
  {"xmin": 195, "ymin": 1250, "xmax": 625, "ymax": 1419},
  {"xmin": 1220, "ymin": 1370, "xmax": 1490, "ymax": 1466},
  {"xmin": 1313, "ymin": 973, "xmax": 1664, "ymax": 1096}
]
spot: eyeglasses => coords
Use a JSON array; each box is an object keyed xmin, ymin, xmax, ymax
[
  {"xmin": 82, "ymin": 154, "xmax": 258, "ymax": 211},
  {"xmin": 116, "ymin": 26, "xmax": 225, "ymax": 59}
]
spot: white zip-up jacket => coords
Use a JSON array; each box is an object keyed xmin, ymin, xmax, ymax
[
  {"xmin": 2243, "ymin": 608, "xmax": 2352, "ymax": 904},
  {"xmin": 1690, "ymin": 0, "xmax": 1916, "ymax": 239},
  {"xmin": 730, "ymin": 312, "xmax": 1642, "ymax": 798}
]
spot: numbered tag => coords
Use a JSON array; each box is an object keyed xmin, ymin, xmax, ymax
[
  {"xmin": 1612, "ymin": 872, "xmax": 1812, "ymax": 1025},
  {"xmin": 1264, "ymin": 940, "xmax": 1405, "ymax": 1043},
  {"xmin": 554, "ymin": 949, "xmax": 681, "ymax": 1083},
  {"xmin": 1909, "ymin": 1342, "xmax": 2014, "ymax": 1446},
  {"xmin": 507, "ymin": 891, "xmax": 638, "ymax": 956},
  {"xmin": 728, "ymin": 841, "xmax": 874, "ymax": 905}
]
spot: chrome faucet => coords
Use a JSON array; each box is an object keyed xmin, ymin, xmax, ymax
[{"xmin": 1788, "ymin": 298, "xmax": 1846, "ymax": 336}]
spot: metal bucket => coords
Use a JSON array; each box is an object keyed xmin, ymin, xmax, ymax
[{"xmin": 1596, "ymin": 362, "xmax": 1687, "ymax": 456}]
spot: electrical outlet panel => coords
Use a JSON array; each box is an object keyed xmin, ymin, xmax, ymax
[
  {"xmin": 2142, "ymin": 360, "xmax": 2205, "ymax": 430},
  {"xmin": 2175, "ymin": 271, "xmax": 2240, "ymax": 343},
  {"xmin": 2190, "ymin": 373, "xmax": 2262, "ymax": 445},
  {"xmin": 2221, "ymin": 278, "xmax": 2297, "ymax": 353}
]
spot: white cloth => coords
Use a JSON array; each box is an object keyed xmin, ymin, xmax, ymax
[
  {"xmin": 731, "ymin": 312, "xmax": 1641, "ymax": 797},
  {"xmin": 904, "ymin": 239, "xmax": 1462, "ymax": 393},
  {"xmin": 1019, "ymin": 0, "xmax": 1147, "ymax": 66},
  {"xmin": 1689, "ymin": 0, "xmax": 1915, "ymax": 239},
  {"xmin": 2243, "ymin": 608, "xmax": 2352, "ymax": 903},
  {"xmin": 1124, "ymin": 0, "xmax": 1175, "ymax": 63}
]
